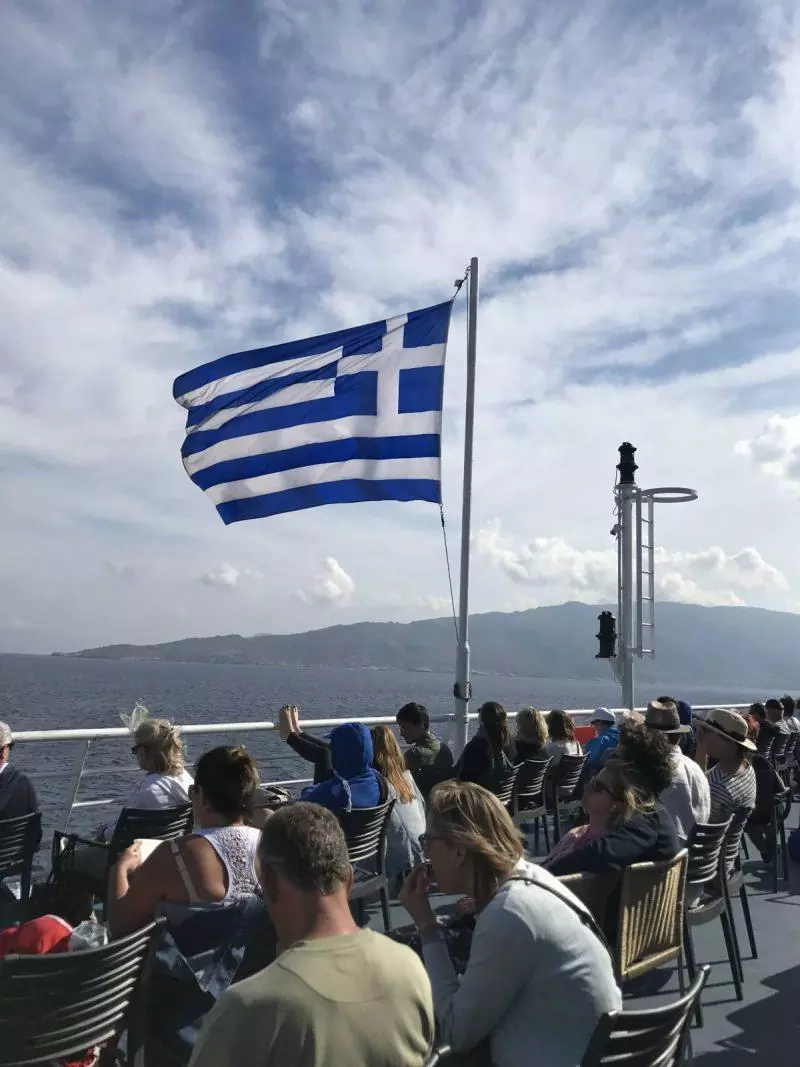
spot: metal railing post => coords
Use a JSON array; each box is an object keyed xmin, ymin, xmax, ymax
[{"xmin": 62, "ymin": 739, "xmax": 91, "ymax": 832}]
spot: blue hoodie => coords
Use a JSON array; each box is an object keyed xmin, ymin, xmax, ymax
[
  {"xmin": 583, "ymin": 725, "xmax": 620, "ymax": 767},
  {"xmin": 300, "ymin": 723, "xmax": 382, "ymax": 812}
]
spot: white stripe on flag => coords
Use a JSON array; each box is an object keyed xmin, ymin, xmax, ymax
[
  {"xmin": 206, "ymin": 455, "xmax": 440, "ymax": 505},
  {"xmin": 184, "ymin": 411, "xmax": 441, "ymax": 476},
  {"xmin": 176, "ymin": 347, "xmax": 345, "ymax": 408},
  {"xmin": 186, "ymin": 379, "xmax": 336, "ymax": 434}
]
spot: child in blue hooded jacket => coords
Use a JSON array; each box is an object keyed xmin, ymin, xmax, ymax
[{"xmin": 278, "ymin": 707, "xmax": 386, "ymax": 812}]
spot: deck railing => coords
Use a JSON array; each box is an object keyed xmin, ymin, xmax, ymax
[{"xmin": 11, "ymin": 704, "xmax": 754, "ymax": 833}]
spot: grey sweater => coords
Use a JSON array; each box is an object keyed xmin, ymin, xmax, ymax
[{"xmin": 421, "ymin": 860, "xmax": 621, "ymax": 1067}]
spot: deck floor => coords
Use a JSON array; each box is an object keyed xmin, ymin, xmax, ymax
[{"xmin": 369, "ymin": 806, "xmax": 800, "ymax": 1063}]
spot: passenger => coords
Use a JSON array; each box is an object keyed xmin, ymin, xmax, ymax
[
  {"xmin": 694, "ymin": 708, "xmax": 757, "ymax": 865},
  {"xmin": 582, "ymin": 708, "xmax": 620, "ymax": 769},
  {"xmin": 545, "ymin": 724, "xmax": 679, "ymax": 876},
  {"xmin": 765, "ymin": 698, "xmax": 790, "ymax": 736},
  {"xmin": 278, "ymin": 706, "xmax": 386, "ymax": 811},
  {"xmin": 644, "ymin": 698, "xmax": 710, "ymax": 843},
  {"xmin": 396, "ymin": 702, "xmax": 453, "ymax": 773},
  {"xmin": 371, "ymin": 726, "xmax": 426, "ymax": 892},
  {"xmin": 781, "ymin": 694, "xmax": 800, "ymax": 733},
  {"xmin": 107, "ymin": 746, "xmax": 261, "ymax": 938},
  {"xmin": 545, "ymin": 709, "xmax": 582, "ymax": 766},
  {"xmin": 189, "ymin": 803, "xmax": 434, "ymax": 1067},
  {"xmin": 513, "ymin": 706, "xmax": 550, "ymax": 763},
  {"xmin": 742, "ymin": 715, "xmax": 785, "ymax": 863},
  {"xmin": 456, "ymin": 701, "xmax": 515, "ymax": 788},
  {"xmin": 399, "ymin": 781, "xmax": 620, "ymax": 1067},
  {"xmin": 0, "ymin": 721, "xmax": 40, "ymax": 839}
]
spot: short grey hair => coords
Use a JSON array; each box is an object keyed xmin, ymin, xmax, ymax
[
  {"xmin": 0, "ymin": 722, "xmax": 12, "ymax": 749},
  {"xmin": 258, "ymin": 803, "xmax": 351, "ymax": 895}
]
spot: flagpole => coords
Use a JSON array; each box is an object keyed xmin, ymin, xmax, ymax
[{"xmin": 453, "ymin": 256, "xmax": 478, "ymax": 758}]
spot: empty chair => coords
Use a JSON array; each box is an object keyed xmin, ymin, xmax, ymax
[
  {"xmin": 52, "ymin": 803, "xmax": 194, "ymax": 900},
  {"xmin": 580, "ymin": 965, "xmax": 710, "ymax": 1067},
  {"xmin": 615, "ymin": 850, "xmax": 688, "ymax": 988},
  {"xmin": 683, "ymin": 818, "xmax": 738, "ymax": 1026},
  {"xmin": 512, "ymin": 758, "xmax": 551, "ymax": 854},
  {"xmin": 338, "ymin": 798, "xmax": 396, "ymax": 931},
  {"xmin": 0, "ymin": 917, "xmax": 164, "ymax": 1067},
  {"xmin": 0, "ymin": 813, "xmax": 42, "ymax": 919},
  {"xmin": 547, "ymin": 753, "xmax": 587, "ymax": 842}
]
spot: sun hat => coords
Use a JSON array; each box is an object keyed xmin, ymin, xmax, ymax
[
  {"xmin": 695, "ymin": 707, "xmax": 756, "ymax": 752},
  {"xmin": 645, "ymin": 699, "xmax": 690, "ymax": 735},
  {"xmin": 0, "ymin": 722, "xmax": 12, "ymax": 748},
  {"xmin": 591, "ymin": 707, "xmax": 616, "ymax": 725}
]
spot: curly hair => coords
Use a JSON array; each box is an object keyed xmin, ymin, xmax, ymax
[{"xmin": 612, "ymin": 722, "xmax": 674, "ymax": 798}]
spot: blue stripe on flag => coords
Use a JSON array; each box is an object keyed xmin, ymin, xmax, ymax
[
  {"xmin": 181, "ymin": 372, "xmax": 378, "ymax": 459},
  {"xmin": 216, "ymin": 478, "xmax": 442, "ymax": 524},
  {"xmin": 191, "ymin": 434, "xmax": 441, "ymax": 490},
  {"xmin": 173, "ymin": 318, "xmax": 387, "ymax": 399},
  {"xmin": 184, "ymin": 363, "xmax": 339, "ymax": 429},
  {"xmin": 404, "ymin": 304, "xmax": 451, "ymax": 347}
]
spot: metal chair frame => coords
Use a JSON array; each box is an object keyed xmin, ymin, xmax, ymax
[{"xmin": 338, "ymin": 798, "xmax": 396, "ymax": 932}]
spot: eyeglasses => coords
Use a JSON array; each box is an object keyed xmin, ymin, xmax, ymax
[
  {"xmin": 587, "ymin": 776, "xmax": 623, "ymax": 801},
  {"xmin": 419, "ymin": 832, "xmax": 445, "ymax": 853}
]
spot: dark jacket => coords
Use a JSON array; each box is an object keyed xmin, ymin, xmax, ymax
[
  {"xmin": 457, "ymin": 734, "xmax": 514, "ymax": 789},
  {"xmin": 300, "ymin": 723, "xmax": 383, "ymax": 812},
  {"xmin": 514, "ymin": 739, "xmax": 548, "ymax": 763},
  {"xmin": 546, "ymin": 802, "xmax": 679, "ymax": 877},
  {"xmin": 0, "ymin": 765, "xmax": 40, "ymax": 843},
  {"xmin": 404, "ymin": 733, "xmax": 453, "ymax": 775}
]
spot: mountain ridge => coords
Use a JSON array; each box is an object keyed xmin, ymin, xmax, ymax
[{"xmin": 61, "ymin": 601, "xmax": 800, "ymax": 689}]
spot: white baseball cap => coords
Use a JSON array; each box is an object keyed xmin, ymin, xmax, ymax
[{"xmin": 591, "ymin": 707, "xmax": 616, "ymax": 725}]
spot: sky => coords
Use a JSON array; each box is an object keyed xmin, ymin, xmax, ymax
[{"xmin": 4, "ymin": 0, "xmax": 800, "ymax": 654}]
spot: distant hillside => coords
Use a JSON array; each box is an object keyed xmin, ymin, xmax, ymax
[{"xmin": 64, "ymin": 601, "xmax": 800, "ymax": 689}]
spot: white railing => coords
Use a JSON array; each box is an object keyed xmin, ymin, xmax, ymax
[{"xmin": 12, "ymin": 705, "xmax": 753, "ymax": 833}]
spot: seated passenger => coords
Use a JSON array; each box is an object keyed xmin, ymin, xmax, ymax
[
  {"xmin": 546, "ymin": 724, "xmax": 679, "ymax": 876},
  {"xmin": 399, "ymin": 781, "xmax": 620, "ymax": 1067},
  {"xmin": 694, "ymin": 707, "xmax": 757, "ymax": 868},
  {"xmin": 0, "ymin": 721, "xmax": 40, "ymax": 838},
  {"xmin": 456, "ymin": 702, "xmax": 515, "ymax": 789},
  {"xmin": 742, "ymin": 714, "xmax": 785, "ymax": 863},
  {"xmin": 107, "ymin": 746, "xmax": 261, "ymax": 938},
  {"xmin": 513, "ymin": 707, "xmax": 550, "ymax": 763},
  {"xmin": 582, "ymin": 708, "xmax": 620, "ymax": 768},
  {"xmin": 278, "ymin": 706, "xmax": 386, "ymax": 811},
  {"xmin": 644, "ymin": 699, "xmax": 710, "ymax": 843},
  {"xmin": 371, "ymin": 726, "xmax": 426, "ymax": 891},
  {"xmin": 396, "ymin": 702, "xmax": 453, "ymax": 774},
  {"xmin": 189, "ymin": 803, "xmax": 434, "ymax": 1067},
  {"xmin": 544, "ymin": 709, "xmax": 583, "ymax": 767}
]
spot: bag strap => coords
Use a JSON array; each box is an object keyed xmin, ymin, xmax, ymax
[{"xmin": 504, "ymin": 872, "xmax": 613, "ymax": 960}]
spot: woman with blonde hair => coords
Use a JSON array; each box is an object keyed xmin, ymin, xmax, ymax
[
  {"xmin": 513, "ymin": 706, "xmax": 549, "ymax": 762},
  {"xmin": 399, "ymin": 781, "xmax": 620, "ymax": 1067},
  {"xmin": 371, "ymin": 726, "xmax": 426, "ymax": 892}
]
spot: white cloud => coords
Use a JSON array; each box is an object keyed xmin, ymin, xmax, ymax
[
  {"xmin": 475, "ymin": 519, "xmax": 789, "ymax": 609},
  {"xmin": 200, "ymin": 562, "xmax": 263, "ymax": 589},
  {"xmin": 296, "ymin": 558, "xmax": 355, "ymax": 606},
  {"xmin": 736, "ymin": 415, "xmax": 800, "ymax": 487}
]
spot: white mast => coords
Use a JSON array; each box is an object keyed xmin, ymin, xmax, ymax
[{"xmin": 452, "ymin": 257, "xmax": 479, "ymax": 758}]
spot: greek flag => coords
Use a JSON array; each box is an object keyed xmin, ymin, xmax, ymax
[{"xmin": 174, "ymin": 301, "xmax": 453, "ymax": 524}]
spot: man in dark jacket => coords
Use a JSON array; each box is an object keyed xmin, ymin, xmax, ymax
[{"xmin": 0, "ymin": 722, "xmax": 40, "ymax": 836}]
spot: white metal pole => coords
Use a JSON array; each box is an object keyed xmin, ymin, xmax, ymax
[
  {"xmin": 619, "ymin": 483, "xmax": 636, "ymax": 711},
  {"xmin": 453, "ymin": 257, "xmax": 479, "ymax": 758}
]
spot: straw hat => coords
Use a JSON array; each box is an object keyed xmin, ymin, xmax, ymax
[
  {"xmin": 645, "ymin": 699, "xmax": 690, "ymax": 735},
  {"xmin": 695, "ymin": 707, "xmax": 756, "ymax": 752}
]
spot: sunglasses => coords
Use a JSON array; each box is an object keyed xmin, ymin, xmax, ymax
[{"xmin": 588, "ymin": 776, "xmax": 623, "ymax": 801}]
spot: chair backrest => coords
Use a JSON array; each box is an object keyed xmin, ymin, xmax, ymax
[
  {"xmin": 554, "ymin": 753, "xmax": 586, "ymax": 799},
  {"xmin": 580, "ymin": 965, "xmax": 710, "ymax": 1067},
  {"xmin": 108, "ymin": 804, "xmax": 194, "ymax": 864},
  {"xmin": 557, "ymin": 871, "xmax": 620, "ymax": 940},
  {"xmin": 771, "ymin": 730, "xmax": 790, "ymax": 764},
  {"xmin": 615, "ymin": 850, "xmax": 688, "ymax": 983},
  {"xmin": 0, "ymin": 917, "xmax": 164, "ymax": 1066},
  {"xmin": 512, "ymin": 758, "xmax": 551, "ymax": 815},
  {"xmin": 685, "ymin": 819, "xmax": 731, "ymax": 886},
  {"xmin": 488, "ymin": 763, "xmax": 520, "ymax": 809},
  {"xmin": 0, "ymin": 813, "xmax": 41, "ymax": 895},
  {"xmin": 413, "ymin": 766, "xmax": 455, "ymax": 802},
  {"xmin": 338, "ymin": 798, "xmax": 396, "ymax": 868},
  {"xmin": 755, "ymin": 731, "xmax": 774, "ymax": 758},
  {"xmin": 721, "ymin": 808, "xmax": 750, "ymax": 877}
]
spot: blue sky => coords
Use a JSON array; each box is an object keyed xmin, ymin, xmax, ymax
[{"xmin": 3, "ymin": 0, "xmax": 800, "ymax": 653}]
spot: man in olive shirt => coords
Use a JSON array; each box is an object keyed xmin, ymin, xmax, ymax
[
  {"xmin": 189, "ymin": 804, "xmax": 434, "ymax": 1067},
  {"xmin": 396, "ymin": 702, "xmax": 454, "ymax": 774}
]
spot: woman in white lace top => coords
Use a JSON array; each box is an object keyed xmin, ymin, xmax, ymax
[{"xmin": 108, "ymin": 746, "xmax": 261, "ymax": 937}]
